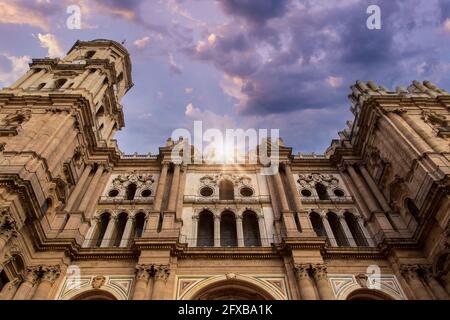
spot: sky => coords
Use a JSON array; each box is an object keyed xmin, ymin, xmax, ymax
[{"xmin": 0, "ymin": 0, "xmax": 449, "ymax": 155}]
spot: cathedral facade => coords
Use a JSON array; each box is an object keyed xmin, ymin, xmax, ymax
[{"xmin": 0, "ymin": 39, "xmax": 449, "ymax": 300}]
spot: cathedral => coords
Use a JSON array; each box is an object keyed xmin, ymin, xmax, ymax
[{"xmin": 0, "ymin": 39, "xmax": 449, "ymax": 300}]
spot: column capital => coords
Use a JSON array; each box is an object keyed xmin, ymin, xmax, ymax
[
  {"xmin": 135, "ymin": 264, "xmax": 152, "ymax": 281},
  {"xmin": 154, "ymin": 264, "xmax": 170, "ymax": 282},
  {"xmin": 24, "ymin": 266, "xmax": 42, "ymax": 285},
  {"xmin": 399, "ymin": 264, "xmax": 421, "ymax": 281},
  {"xmin": 40, "ymin": 265, "xmax": 61, "ymax": 284},
  {"xmin": 311, "ymin": 263, "xmax": 328, "ymax": 280},
  {"xmin": 419, "ymin": 264, "xmax": 434, "ymax": 281},
  {"xmin": 294, "ymin": 263, "xmax": 311, "ymax": 280}
]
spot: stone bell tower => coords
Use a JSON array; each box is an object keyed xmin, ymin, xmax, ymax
[{"xmin": 0, "ymin": 39, "xmax": 133, "ymax": 249}]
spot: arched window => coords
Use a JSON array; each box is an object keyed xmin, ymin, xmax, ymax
[
  {"xmin": 134, "ymin": 212, "xmax": 146, "ymax": 238},
  {"xmin": 85, "ymin": 50, "xmax": 96, "ymax": 59},
  {"xmin": 315, "ymin": 183, "xmax": 329, "ymax": 200},
  {"xmin": 220, "ymin": 211, "xmax": 237, "ymax": 247},
  {"xmin": 344, "ymin": 212, "xmax": 369, "ymax": 247},
  {"xmin": 54, "ymin": 78, "xmax": 67, "ymax": 89},
  {"xmin": 242, "ymin": 211, "xmax": 261, "ymax": 246},
  {"xmin": 405, "ymin": 198, "xmax": 419, "ymax": 221},
  {"xmin": 310, "ymin": 212, "xmax": 329, "ymax": 244},
  {"xmin": 126, "ymin": 183, "xmax": 137, "ymax": 200},
  {"xmin": 37, "ymin": 82, "xmax": 46, "ymax": 90},
  {"xmin": 197, "ymin": 211, "xmax": 214, "ymax": 247},
  {"xmin": 95, "ymin": 213, "xmax": 110, "ymax": 247},
  {"xmin": 327, "ymin": 212, "xmax": 349, "ymax": 246},
  {"xmin": 114, "ymin": 212, "xmax": 128, "ymax": 247},
  {"xmin": 219, "ymin": 180, "xmax": 234, "ymax": 200}
]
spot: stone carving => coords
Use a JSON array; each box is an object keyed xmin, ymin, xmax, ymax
[
  {"xmin": 24, "ymin": 266, "xmax": 42, "ymax": 285},
  {"xmin": 294, "ymin": 263, "xmax": 312, "ymax": 279},
  {"xmin": 92, "ymin": 275, "xmax": 106, "ymax": 289},
  {"xmin": 399, "ymin": 264, "xmax": 421, "ymax": 281},
  {"xmin": 311, "ymin": 263, "xmax": 328, "ymax": 280},
  {"xmin": 355, "ymin": 273, "xmax": 369, "ymax": 288},
  {"xmin": 135, "ymin": 264, "xmax": 153, "ymax": 281},
  {"xmin": 422, "ymin": 110, "xmax": 449, "ymax": 128},
  {"xmin": 0, "ymin": 109, "xmax": 31, "ymax": 127},
  {"xmin": 40, "ymin": 265, "xmax": 61, "ymax": 284},
  {"xmin": 297, "ymin": 173, "xmax": 339, "ymax": 189},
  {"xmin": 109, "ymin": 172, "xmax": 155, "ymax": 198},
  {"xmin": 225, "ymin": 273, "xmax": 236, "ymax": 279},
  {"xmin": 154, "ymin": 265, "xmax": 170, "ymax": 282},
  {"xmin": 0, "ymin": 208, "xmax": 18, "ymax": 242},
  {"xmin": 200, "ymin": 173, "xmax": 252, "ymax": 187}
]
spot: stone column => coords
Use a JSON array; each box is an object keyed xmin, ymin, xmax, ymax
[
  {"xmin": 347, "ymin": 165, "xmax": 396, "ymax": 234},
  {"xmin": 191, "ymin": 215, "xmax": 199, "ymax": 247},
  {"xmin": 312, "ymin": 264, "xmax": 334, "ymax": 300},
  {"xmin": 347, "ymin": 165, "xmax": 380, "ymax": 213},
  {"xmin": 214, "ymin": 214, "xmax": 221, "ymax": 247},
  {"xmin": 294, "ymin": 264, "xmax": 317, "ymax": 300},
  {"xmin": 78, "ymin": 164, "xmax": 104, "ymax": 211},
  {"xmin": 386, "ymin": 112, "xmax": 431, "ymax": 155},
  {"xmin": 119, "ymin": 216, "xmax": 135, "ymax": 247},
  {"xmin": 273, "ymin": 171, "xmax": 289, "ymax": 212},
  {"xmin": 283, "ymin": 164, "xmax": 315, "ymax": 236},
  {"xmin": 401, "ymin": 112, "xmax": 447, "ymax": 153},
  {"xmin": 72, "ymin": 69, "xmax": 90, "ymax": 88},
  {"xmin": 0, "ymin": 277, "xmax": 21, "ymax": 300},
  {"xmin": 82, "ymin": 217, "xmax": 99, "ymax": 248},
  {"xmin": 153, "ymin": 163, "xmax": 169, "ymax": 212},
  {"xmin": 337, "ymin": 214, "xmax": 357, "ymax": 247},
  {"xmin": 422, "ymin": 265, "xmax": 449, "ymax": 300},
  {"xmin": 236, "ymin": 215, "xmax": 244, "ymax": 247},
  {"xmin": 320, "ymin": 213, "xmax": 338, "ymax": 247},
  {"xmin": 65, "ymin": 164, "xmax": 92, "ymax": 211},
  {"xmin": 356, "ymin": 216, "xmax": 375, "ymax": 247},
  {"xmin": 359, "ymin": 164, "xmax": 391, "ymax": 212},
  {"xmin": 13, "ymin": 267, "xmax": 39, "ymax": 300},
  {"xmin": 176, "ymin": 166, "xmax": 187, "ymax": 221},
  {"xmin": 257, "ymin": 213, "xmax": 269, "ymax": 246},
  {"xmin": 400, "ymin": 264, "xmax": 432, "ymax": 300},
  {"xmin": 100, "ymin": 216, "xmax": 117, "ymax": 247},
  {"xmin": 32, "ymin": 265, "xmax": 61, "ymax": 300},
  {"xmin": 132, "ymin": 264, "xmax": 151, "ymax": 300},
  {"xmin": 167, "ymin": 163, "xmax": 181, "ymax": 212},
  {"xmin": 151, "ymin": 265, "xmax": 170, "ymax": 300},
  {"xmin": 283, "ymin": 163, "xmax": 301, "ymax": 210}
]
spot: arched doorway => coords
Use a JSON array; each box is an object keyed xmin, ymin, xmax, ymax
[
  {"xmin": 72, "ymin": 289, "xmax": 118, "ymax": 300},
  {"xmin": 346, "ymin": 288, "xmax": 394, "ymax": 300},
  {"xmin": 191, "ymin": 280, "xmax": 275, "ymax": 300}
]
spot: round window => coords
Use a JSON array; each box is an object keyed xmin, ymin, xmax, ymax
[
  {"xmin": 200, "ymin": 186, "xmax": 214, "ymax": 197},
  {"xmin": 301, "ymin": 189, "xmax": 312, "ymax": 197},
  {"xmin": 333, "ymin": 189, "xmax": 345, "ymax": 197},
  {"xmin": 240, "ymin": 187, "xmax": 254, "ymax": 197},
  {"xmin": 108, "ymin": 189, "xmax": 119, "ymax": 197},
  {"xmin": 141, "ymin": 189, "xmax": 152, "ymax": 197}
]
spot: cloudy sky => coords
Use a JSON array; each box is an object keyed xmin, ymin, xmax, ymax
[{"xmin": 0, "ymin": 0, "xmax": 449, "ymax": 155}]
